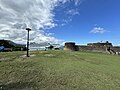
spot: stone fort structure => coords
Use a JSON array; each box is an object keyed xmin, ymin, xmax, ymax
[{"xmin": 64, "ymin": 42, "xmax": 120, "ymax": 55}]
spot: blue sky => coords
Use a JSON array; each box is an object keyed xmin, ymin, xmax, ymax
[
  {"xmin": 49, "ymin": 0, "xmax": 120, "ymax": 45},
  {"xmin": 0, "ymin": 0, "xmax": 120, "ymax": 45}
]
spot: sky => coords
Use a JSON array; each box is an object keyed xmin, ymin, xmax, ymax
[{"xmin": 0, "ymin": 0, "xmax": 120, "ymax": 46}]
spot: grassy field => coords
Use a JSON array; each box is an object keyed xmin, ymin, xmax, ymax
[{"xmin": 0, "ymin": 50, "xmax": 120, "ymax": 90}]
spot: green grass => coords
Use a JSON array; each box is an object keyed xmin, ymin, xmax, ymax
[{"xmin": 0, "ymin": 51, "xmax": 120, "ymax": 90}]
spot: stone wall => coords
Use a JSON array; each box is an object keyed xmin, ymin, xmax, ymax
[
  {"xmin": 78, "ymin": 45, "xmax": 120, "ymax": 53},
  {"xmin": 112, "ymin": 46, "xmax": 120, "ymax": 52},
  {"xmin": 64, "ymin": 42, "xmax": 120, "ymax": 53},
  {"xmin": 64, "ymin": 42, "xmax": 77, "ymax": 51},
  {"xmin": 77, "ymin": 45, "xmax": 107, "ymax": 52}
]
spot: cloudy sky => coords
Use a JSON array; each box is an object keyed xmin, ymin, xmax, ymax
[{"xmin": 0, "ymin": 0, "xmax": 120, "ymax": 45}]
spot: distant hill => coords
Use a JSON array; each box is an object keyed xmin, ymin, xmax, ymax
[
  {"xmin": 0, "ymin": 40, "xmax": 25, "ymax": 48},
  {"xmin": 0, "ymin": 40, "xmax": 26, "ymax": 51}
]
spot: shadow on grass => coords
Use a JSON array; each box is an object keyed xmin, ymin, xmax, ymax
[{"xmin": 0, "ymin": 82, "xmax": 37, "ymax": 90}]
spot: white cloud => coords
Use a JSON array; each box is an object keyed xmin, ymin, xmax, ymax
[
  {"xmin": 0, "ymin": 0, "xmax": 74, "ymax": 44},
  {"xmin": 57, "ymin": 0, "xmax": 81, "ymax": 27},
  {"xmin": 74, "ymin": 0, "xmax": 81, "ymax": 6},
  {"xmin": 0, "ymin": 0, "xmax": 81, "ymax": 44},
  {"xmin": 90, "ymin": 26, "xmax": 109, "ymax": 34},
  {"xmin": 67, "ymin": 9, "xmax": 79, "ymax": 15}
]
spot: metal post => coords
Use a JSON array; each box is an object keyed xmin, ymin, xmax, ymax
[{"xmin": 26, "ymin": 28, "xmax": 31, "ymax": 57}]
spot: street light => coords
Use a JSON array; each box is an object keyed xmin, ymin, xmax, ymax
[{"xmin": 26, "ymin": 28, "xmax": 31, "ymax": 57}]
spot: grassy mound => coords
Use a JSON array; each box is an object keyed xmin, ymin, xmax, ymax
[{"xmin": 0, "ymin": 51, "xmax": 120, "ymax": 90}]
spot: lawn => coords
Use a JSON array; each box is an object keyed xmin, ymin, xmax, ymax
[{"xmin": 0, "ymin": 50, "xmax": 120, "ymax": 90}]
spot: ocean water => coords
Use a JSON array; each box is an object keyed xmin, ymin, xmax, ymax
[{"xmin": 30, "ymin": 47, "xmax": 46, "ymax": 51}]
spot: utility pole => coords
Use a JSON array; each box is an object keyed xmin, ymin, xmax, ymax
[{"xmin": 26, "ymin": 28, "xmax": 31, "ymax": 57}]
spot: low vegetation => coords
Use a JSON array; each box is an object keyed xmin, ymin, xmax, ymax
[{"xmin": 0, "ymin": 51, "xmax": 120, "ymax": 90}]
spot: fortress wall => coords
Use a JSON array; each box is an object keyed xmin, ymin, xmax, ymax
[
  {"xmin": 112, "ymin": 47, "xmax": 120, "ymax": 52},
  {"xmin": 78, "ymin": 46, "xmax": 120, "ymax": 53},
  {"xmin": 64, "ymin": 42, "xmax": 77, "ymax": 51},
  {"xmin": 64, "ymin": 42, "xmax": 120, "ymax": 53},
  {"xmin": 78, "ymin": 46, "xmax": 92, "ymax": 51},
  {"xmin": 78, "ymin": 46, "xmax": 107, "ymax": 52}
]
